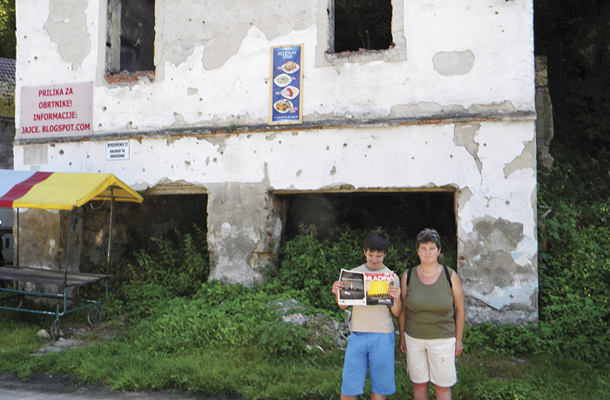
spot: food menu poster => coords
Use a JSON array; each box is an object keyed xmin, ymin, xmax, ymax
[{"xmin": 270, "ymin": 44, "xmax": 303, "ymax": 125}]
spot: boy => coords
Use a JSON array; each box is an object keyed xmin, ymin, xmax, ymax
[{"xmin": 331, "ymin": 230, "xmax": 402, "ymax": 400}]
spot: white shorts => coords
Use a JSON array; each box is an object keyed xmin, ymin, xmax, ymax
[{"xmin": 404, "ymin": 333, "xmax": 457, "ymax": 387}]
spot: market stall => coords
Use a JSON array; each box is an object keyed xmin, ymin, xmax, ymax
[{"xmin": 0, "ymin": 171, "xmax": 143, "ymax": 338}]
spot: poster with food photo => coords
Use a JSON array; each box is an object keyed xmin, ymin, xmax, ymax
[{"xmin": 270, "ymin": 44, "xmax": 303, "ymax": 125}]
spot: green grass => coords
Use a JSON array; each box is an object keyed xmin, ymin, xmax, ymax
[{"xmin": 1, "ymin": 311, "xmax": 609, "ymax": 400}]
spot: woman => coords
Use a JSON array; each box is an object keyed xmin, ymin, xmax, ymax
[{"xmin": 398, "ymin": 229, "xmax": 465, "ymax": 400}]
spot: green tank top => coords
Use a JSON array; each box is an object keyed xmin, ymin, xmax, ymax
[{"xmin": 404, "ymin": 267, "xmax": 455, "ymax": 339}]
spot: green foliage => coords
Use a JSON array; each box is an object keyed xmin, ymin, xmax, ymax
[
  {"xmin": 105, "ymin": 282, "xmax": 173, "ymax": 321},
  {"xmin": 532, "ymin": 146, "xmax": 610, "ymax": 367},
  {"xmin": 121, "ymin": 224, "xmax": 210, "ymax": 298},
  {"xmin": 259, "ymin": 319, "xmax": 309, "ymax": 359},
  {"xmin": 102, "ymin": 280, "xmax": 324, "ymax": 364},
  {"xmin": 275, "ymin": 227, "xmax": 417, "ymax": 313},
  {"xmin": 0, "ymin": 0, "xmax": 15, "ymax": 59},
  {"xmin": 0, "ymin": 0, "xmax": 14, "ymax": 117},
  {"xmin": 0, "ymin": 78, "xmax": 14, "ymax": 117}
]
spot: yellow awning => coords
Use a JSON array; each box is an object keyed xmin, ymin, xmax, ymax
[{"xmin": 0, "ymin": 171, "xmax": 143, "ymax": 210}]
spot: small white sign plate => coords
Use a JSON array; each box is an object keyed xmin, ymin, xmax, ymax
[{"xmin": 106, "ymin": 140, "xmax": 130, "ymax": 161}]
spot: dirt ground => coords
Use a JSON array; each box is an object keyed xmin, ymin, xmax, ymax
[
  {"xmin": 0, "ymin": 322, "xmax": 243, "ymax": 400},
  {"xmin": 0, "ymin": 371, "xmax": 223, "ymax": 400}
]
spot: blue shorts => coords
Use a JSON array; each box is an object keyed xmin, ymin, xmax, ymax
[{"xmin": 341, "ymin": 332, "xmax": 396, "ymax": 396}]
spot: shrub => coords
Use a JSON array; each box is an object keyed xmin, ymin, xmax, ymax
[{"xmin": 121, "ymin": 224, "xmax": 210, "ymax": 297}]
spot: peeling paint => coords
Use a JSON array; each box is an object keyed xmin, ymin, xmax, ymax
[
  {"xmin": 433, "ymin": 50, "xmax": 475, "ymax": 76},
  {"xmin": 44, "ymin": 0, "xmax": 91, "ymax": 70},
  {"xmin": 504, "ymin": 140, "xmax": 535, "ymax": 178},
  {"xmin": 390, "ymin": 101, "xmax": 518, "ymax": 120},
  {"xmin": 453, "ymin": 123, "xmax": 482, "ymax": 173},
  {"xmin": 207, "ymin": 183, "xmax": 270, "ymax": 283},
  {"xmin": 460, "ymin": 215, "xmax": 536, "ymax": 323},
  {"xmin": 157, "ymin": 0, "xmax": 316, "ymax": 70},
  {"xmin": 171, "ymin": 113, "xmax": 189, "ymax": 128},
  {"xmin": 457, "ymin": 188, "xmax": 473, "ymax": 214},
  {"xmin": 468, "ymin": 101, "xmax": 517, "ymax": 115},
  {"xmin": 23, "ymin": 145, "xmax": 48, "ymax": 165},
  {"xmin": 203, "ymin": 135, "xmax": 229, "ymax": 154}
]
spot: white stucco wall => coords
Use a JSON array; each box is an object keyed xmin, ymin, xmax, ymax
[
  {"xmin": 13, "ymin": 0, "xmax": 537, "ymax": 324},
  {"xmin": 16, "ymin": 0, "xmax": 534, "ymax": 131}
]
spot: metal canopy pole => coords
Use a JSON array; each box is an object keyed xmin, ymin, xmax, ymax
[
  {"xmin": 106, "ymin": 189, "xmax": 115, "ymax": 274},
  {"xmin": 15, "ymin": 208, "xmax": 19, "ymax": 266},
  {"xmin": 63, "ymin": 209, "xmax": 75, "ymax": 287}
]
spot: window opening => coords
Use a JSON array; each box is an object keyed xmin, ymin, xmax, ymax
[
  {"xmin": 81, "ymin": 193, "xmax": 207, "ymax": 272},
  {"xmin": 333, "ymin": 0, "xmax": 393, "ymax": 53},
  {"xmin": 106, "ymin": 0, "xmax": 155, "ymax": 75},
  {"xmin": 277, "ymin": 191, "xmax": 457, "ymax": 270}
]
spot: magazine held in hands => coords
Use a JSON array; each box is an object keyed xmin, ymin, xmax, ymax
[{"xmin": 337, "ymin": 269, "xmax": 395, "ymax": 306}]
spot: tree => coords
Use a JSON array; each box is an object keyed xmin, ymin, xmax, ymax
[
  {"xmin": 0, "ymin": 0, "xmax": 15, "ymax": 59},
  {"xmin": 535, "ymin": 0, "xmax": 610, "ymax": 146}
]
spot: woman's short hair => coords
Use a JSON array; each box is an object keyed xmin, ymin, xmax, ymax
[
  {"xmin": 363, "ymin": 230, "xmax": 390, "ymax": 253},
  {"xmin": 416, "ymin": 228, "xmax": 441, "ymax": 250}
]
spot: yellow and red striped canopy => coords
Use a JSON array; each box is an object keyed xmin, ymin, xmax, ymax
[{"xmin": 0, "ymin": 171, "xmax": 143, "ymax": 210}]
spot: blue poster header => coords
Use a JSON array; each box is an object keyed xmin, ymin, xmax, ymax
[{"xmin": 270, "ymin": 44, "xmax": 303, "ymax": 125}]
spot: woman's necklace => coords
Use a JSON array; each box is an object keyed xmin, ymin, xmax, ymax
[{"xmin": 418, "ymin": 265, "xmax": 441, "ymax": 276}]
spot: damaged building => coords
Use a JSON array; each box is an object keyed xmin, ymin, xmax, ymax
[{"xmin": 13, "ymin": 0, "xmax": 538, "ymax": 325}]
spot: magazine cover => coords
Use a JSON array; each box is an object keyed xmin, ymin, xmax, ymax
[{"xmin": 337, "ymin": 269, "xmax": 395, "ymax": 306}]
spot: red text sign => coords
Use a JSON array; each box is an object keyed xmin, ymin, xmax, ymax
[{"xmin": 19, "ymin": 82, "xmax": 93, "ymax": 139}]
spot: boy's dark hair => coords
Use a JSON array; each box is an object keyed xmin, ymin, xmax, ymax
[{"xmin": 363, "ymin": 230, "xmax": 390, "ymax": 253}]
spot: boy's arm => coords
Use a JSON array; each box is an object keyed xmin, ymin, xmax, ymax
[
  {"xmin": 332, "ymin": 280, "xmax": 349, "ymax": 310},
  {"xmin": 388, "ymin": 283, "xmax": 402, "ymax": 317},
  {"xmin": 398, "ymin": 271, "xmax": 408, "ymax": 353}
]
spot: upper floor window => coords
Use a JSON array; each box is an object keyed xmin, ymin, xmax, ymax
[
  {"xmin": 106, "ymin": 0, "xmax": 155, "ymax": 77},
  {"xmin": 316, "ymin": 0, "xmax": 406, "ymax": 66},
  {"xmin": 333, "ymin": 0, "xmax": 393, "ymax": 53}
]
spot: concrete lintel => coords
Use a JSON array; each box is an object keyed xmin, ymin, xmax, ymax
[{"xmin": 14, "ymin": 110, "xmax": 537, "ymax": 147}]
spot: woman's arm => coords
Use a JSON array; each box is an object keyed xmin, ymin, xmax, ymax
[
  {"xmin": 451, "ymin": 271, "xmax": 465, "ymax": 356},
  {"xmin": 398, "ymin": 271, "xmax": 408, "ymax": 353}
]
